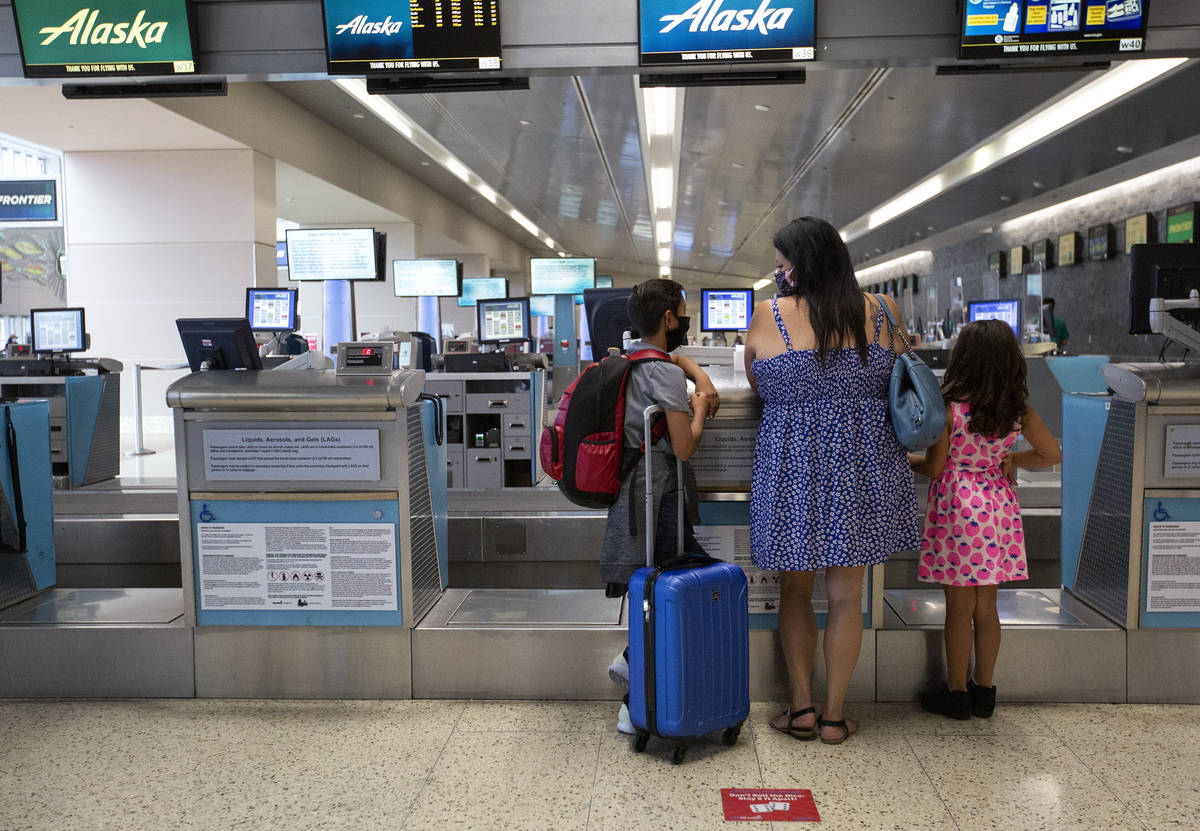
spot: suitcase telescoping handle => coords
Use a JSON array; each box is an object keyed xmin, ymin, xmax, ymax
[{"xmin": 643, "ymin": 404, "xmax": 685, "ymax": 568}]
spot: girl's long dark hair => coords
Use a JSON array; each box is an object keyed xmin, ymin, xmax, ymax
[
  {"xmin": 942, "ymin": 319, "xmax": 1027, "ymax": 438},
  {"xmin": 772, "ymin": 217, "xmax": 868, "ymax": 365}
]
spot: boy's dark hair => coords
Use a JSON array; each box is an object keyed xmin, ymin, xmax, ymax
[
  {"xmin": 627, "ymin": 278, "xmax": 685, "ymax": 337},
  {"xmin": 942, "ymin": 319, "xmax": 1028, "ymax": 438},
  {"xmin": 773, "ymin": 216, "xmax": 868, "ymax": 366}
]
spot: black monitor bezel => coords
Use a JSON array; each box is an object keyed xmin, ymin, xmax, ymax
[
  {"xmin": 393, "ymin": 258, "xmax": 462, "ymax": 297},
  {"xmin": 957, "ymin": 0, "xmax": 1150, "ymax": 60},
  {"xmin": 700, "ymin": 287, "xmax": 755, "ymax": 332},
  {"xmin": 476, "ymin": 296, "xmax": 531, "ymax": 345},
  {"xmin": 30, "ymin": 306, "xmax": 86, "ymax": 354},
  {"xmin": 284, "ymin": 227, "xmax": 382, "ymax": 282},
  {"xmin": 1129, "ymin": 243, "xmax": 1200, "ymax": 334},
  {"xmin": 245, "ymin": 287, "xmax": 300, "ymax": 332},
  {"xmin": 176, "ymin": 317, "xmax": 264, "ymax": 372}
]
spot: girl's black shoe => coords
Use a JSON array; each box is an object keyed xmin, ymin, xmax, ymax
[
  {"xmin": 920, "ymin": 685, "xmax": 972, "ymax": 720},
  {"xmin": 967, "ymin": 679, "xmax": 997, "ymax": 718}
]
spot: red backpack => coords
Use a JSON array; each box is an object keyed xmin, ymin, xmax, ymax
[{"xmin": 540, "ymin": 349, "xmax": 671, "ymax": 509}]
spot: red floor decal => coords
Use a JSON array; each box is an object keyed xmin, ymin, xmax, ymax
[{"xmin": 721, "ymin": 789, "xmax": 820, "ymax": 822}]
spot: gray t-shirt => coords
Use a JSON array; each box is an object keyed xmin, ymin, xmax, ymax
[{"xmin": 622, "ymin": 340, "xmax": 688, "ymax": 452}]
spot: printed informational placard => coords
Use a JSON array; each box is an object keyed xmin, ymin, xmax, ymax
[
  {"xmin": 203, "ymin": 429, "xmax": 381, "ymax": 481},
  {"xmin": 1125, "ymin": 213, "xmax": 1151, "ymax": 254},
  {"xmin": 1058, "ymin": 232, "xmax": 1078, "ymax": 266},
  {"xmin": 1165, "ymin": 425, "xmax": 1200, "ymax": 478},
  {"xmin": 196, "ymin": 523, "xmax": 397, "ymax": 611},
  {"xmin": 285, "ymin": 227, "xmax": 377, "ymax": 281},
  {"xmin": 1167, "ymin": 204, "xmax": 1196, "ymax": 244},
  {"xmin": 691, "ymin": 427, "xmax": 756, "ymax": 488},
  {"xmin": 640, "ymin": 0, "xmax": 817, "ymax": 66},
  {"xmin": 721, "ymin": 789, "xmax": 820, "ymax": 822},
  {"xmin": 1146, "ymin": 522, "xmax": 1200, "ymax": 612},
  {"xmin": 11, "ymin": 0, "xmax": 197, "ymax": 78},
  {"xmin": 693, "ymin": 526, "xmax": 868, "ymax": 614}
]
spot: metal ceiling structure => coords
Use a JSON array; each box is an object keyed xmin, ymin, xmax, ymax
[{"xmin": 273, "ymin": 59, "xmax": 1198, "ymax": 287}]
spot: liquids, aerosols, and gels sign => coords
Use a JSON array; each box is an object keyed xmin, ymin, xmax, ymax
[{"xmin": 38, "ymin": 8, "xmax": 169, "ymax": 48}]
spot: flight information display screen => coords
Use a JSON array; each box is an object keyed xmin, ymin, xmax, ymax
[
  {"xmin": 639, "ymin": 0, "xmax": 816, "ymax": 66},
  {"xmin": 960, "ymin": 1, "xmax": 1148, "ymax": 59},
  {"xmin": 322, "ymin": 0, "xmax": 502, "ymax": 74},
  {"xmin": 701, "ymin": 288, "xmax": 754, "ymax": 331},
  {"xmin": 967, "ymin": 299, "xmax": 1021, "ymax": 337},
  {"xmin": 394, "ymin": 259, "xmax": 459, "ymax": 296}
]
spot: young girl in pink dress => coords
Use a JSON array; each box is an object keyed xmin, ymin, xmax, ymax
[{"xmin": 909, "ymin": 320, "xmax": 1062, "ymax": 719}]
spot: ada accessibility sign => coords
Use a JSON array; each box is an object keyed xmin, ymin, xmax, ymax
[{"xmin": 721, "ymin": 788, "xmax": 820, "ymax": 822}]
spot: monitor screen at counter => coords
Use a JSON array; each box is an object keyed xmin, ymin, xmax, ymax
[
  {"xmin": 246, "ymin": 288, "xmax": 299, "ymax": 332},
  {"xmin": 967, "ymin": 298, "xmax": 1020, "ymax": 337},
  {"xmin": 458, "ymin": 277, "xmax": 508, "ymax": 307},
  {"xmin": 478, "ymin": 297, "xmax": 529, "ymax": 344},
  {"xmin": 701, "ymin": 288, "xmax": 753, "ymax": 331},
  {"xmin": 530, "ymin": 258, "xmax": 595, "ymax": 295},
  {"xmin": 321, "ymin": 0, "xmax": 502, "ymax": 74},
  {"xmin": 31, "ymin": 307, "xmax": 86, "ymax": 352},
  {"xmin": 394, "ymin": 259, "xmax": 459, "ymax": 296},
  {"xmin": 959, "ymin": 0, "xmax": 1147, "ymax": 59}
]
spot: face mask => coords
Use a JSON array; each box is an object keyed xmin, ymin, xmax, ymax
[
  {"xmin": 665, "ymin": 315, "xmax": 690, "ymax": 352},
  {"xmin": 774, "ymin": 266, "xmax": 797, "ymax": 296}
]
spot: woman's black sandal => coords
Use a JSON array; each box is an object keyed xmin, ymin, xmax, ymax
[
  {"xmin": 817, "ymin": 716, "xmax": 852, "ymax": 745},
  {"xmin": 771, "ymin": 706, "xmax": 817, "ymax": 740}
]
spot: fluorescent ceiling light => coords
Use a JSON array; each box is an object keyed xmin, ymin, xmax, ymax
[
  {"xmin": 841, "ymin": 58, "xmax": 1188, "ymax": 242},
  {"xmin": 510, "ymin": 209, "xmax": 540, "ymax": 237},
  {"xmin": 1001, "ymin": 154, "xmax": 1200, "ymax": 234},
  {"xmin": 656, "ymin": 220, "xmax": 672, "ymax": 243},
  {"xmin": 646, "ymin": 87, "xmax": 677, "ymax": 137},
  {"xmin": 651, "ymin": 167, "xmax": 674, "ymax": 211},
  {"xmin": 657, "ymin": 247, "xmax": 671, "ymax": 265},
  {"xmin": 446, "ymin": 158, "xmax": 471, "ymax": 183},
  {"xmin": 544, "ymin": 237, "xmax": 557, "ymax": 249},
  {"xmin": 659, "ymin": 266, "xmax": 672, "ymax": 277},
  {"xmin": 753, "ymin": 277, "xmax": 772, "ymax": 291},
  {"xmin": 478, "ymin": 183, "xmax": 497, "ymax": 203},
  {"xmin": 558, "ymin": 251, "xmax": 568, "ymax": 257},
  {"xmin": 854, "ymin": 250, "xmax": 932, "ymax": 282}
]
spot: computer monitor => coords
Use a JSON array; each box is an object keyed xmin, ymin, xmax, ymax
[
  {"xmin": 1129, "ymin": 244, "xmax": 1200, "ymax": 334},
  {"xmin": 967, "ymin": 299, "xmax": 1020, "ymax": 338},
  {"xmin": 393, "ymin": 259, "xmax": 461, "ymax": 297},
  {"xmin": 529, "ymin": 258, "xmax": 595, "ymax": 294},
  {"xmin": 701, "ymin": 288, "xmax": 754, "ymax": 332},
  {"xmin": 529, "ymin": 295, "xmax": 556, "ymax": 317},
  {"xmin": 477, "ymin": 297, "xmax": 531, "ymax": 345},
  {"xmin": 584, "ymin": 288, "xmax": 635, "ymax": 356},
  {"xmin": 30, "ymin": 307, "xmax": 86, "ymax": 353},
  {"xmin": 285, "ymin": 227, "xmax": 382, "ymax": 281},
  {"xmin": 176, "ymin": 318, "xmax": 264, "ymax": 372},
  {"xmin": 596, "ymin": 276, "xmax": 614, "ymax": 288},
  {"xmin": 246, "ymin": 288, "xmax": 299, "ymax": 332},
  {"xmin": 458, "ymin": 277, "xmax": 508, "ymax": 307}
]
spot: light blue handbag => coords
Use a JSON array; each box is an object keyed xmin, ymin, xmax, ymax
[{"xmin": 875, "ymin": 295, "xmax": 946, "ymax": 451}]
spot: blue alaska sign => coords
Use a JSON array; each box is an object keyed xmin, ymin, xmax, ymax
[{"xmin": 639, "ymin": 0, "xmax": 816, "ymax": 65}]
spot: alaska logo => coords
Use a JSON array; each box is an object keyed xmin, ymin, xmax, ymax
[
  {"xmin": 39, "ymin": 9, "xmax": 170, "ymax": 48},
  {"xmin": 335, "ymin": 15, "xmax": 404, "ymax": 36},
  {"xmin": 658, "ymin": 0, "xmax": 794, "ymax": 35}
]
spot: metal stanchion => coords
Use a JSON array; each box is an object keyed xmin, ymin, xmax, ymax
[{"xmin": 125, "ymin": 362, "xmax": 188, "ymax": 457}]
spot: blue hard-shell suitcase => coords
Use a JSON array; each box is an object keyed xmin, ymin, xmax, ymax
[{"xmin": 626, "ymin": 405, "xmax": 750, "ymax": 765}]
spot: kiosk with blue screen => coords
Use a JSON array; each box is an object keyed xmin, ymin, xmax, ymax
[
  {"xmin": 701, "ymin": 289, "xmax": 753, "ymax": 332},
  {"xmin": 967, "ymin": 298, "xmax": 1020, "ymax": 336}
]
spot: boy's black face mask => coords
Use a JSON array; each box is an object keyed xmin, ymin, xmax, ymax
[{"xmin": 665, "ymin": 316, "xmax": 690, "ymax": 352}]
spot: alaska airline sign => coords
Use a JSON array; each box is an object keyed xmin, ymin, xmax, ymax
[
  {"xmin": 11, "ymin": 0, "xmax": 196, "ymax": 78},
  {"xmin": 639, "ymin": 0, "xmax": 816, "ymax": 65}
]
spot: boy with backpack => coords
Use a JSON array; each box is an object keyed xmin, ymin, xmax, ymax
[{"xmin": 596, "ymin": 279, "xmax": 718, "ymax": 734}]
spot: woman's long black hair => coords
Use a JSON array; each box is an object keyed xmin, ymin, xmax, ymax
[
  {"xmin": 772, "ymin": 216, "xmax": 868, "ymax": 365},
  {"xmin": 941, "ymin": 319, "xmax": 1028, "ymax": 438}
]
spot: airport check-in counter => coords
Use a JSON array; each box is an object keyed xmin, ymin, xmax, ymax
[
  {"xmin": 166, "ymin": 368, "xmax": 447, "ymax": 698},
  {"xmin": 0, "ymin": 357, "xmax": 122, "ymax": 487}
]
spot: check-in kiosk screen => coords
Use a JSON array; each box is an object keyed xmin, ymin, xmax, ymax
[
  {"xmin": 394, "ymin": 259, "xmax": 459, "ymax": 296},
  {"xmin": 286, "ymin": 228, "xmax": 379, "ymax": 281},
  {"xmin": 458, "ymin": 277, "xmax": 508, "ymax": 307},
  {"xmin": 246, "ymin": 288, "xmax": 299, "ymax": 331},
  {"xmin": 960, "ymin": 0, "xmax": 1148, "ymax": 58},
  {"xmin": 529, "ymin": 258, "xmax": 596, "ymax": 294},
  {"xmin": 638, "ymin": 0, "xmax": 816, "ymax": 65},
  {"xmin": 321, "ymin": 0, "xmax": 501, "ymax": 74},
  {"xmin": 11, "ymin": 0, "xmax": 197, "ymax": 78},
  {"xmin": 478, "ymin": 298, "xmax": 529, "ymax": 344},
  {"xmin": 967, "ymin": 299, "xmax": 1021, "ymax": 337},
  {"xmin": 701, "ymin": 288, "xmax": 753, "ymax": 331},
  {"xmin": 31, "ymin": 307, "xmax": 85, "ymax": 352}
]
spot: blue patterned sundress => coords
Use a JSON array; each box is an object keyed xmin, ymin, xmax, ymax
[{"xmin": 749, "ymin": 298, "xmax": 921, "ymax": 571}]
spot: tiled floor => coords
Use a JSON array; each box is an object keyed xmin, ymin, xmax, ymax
[{"xmin": 2, "ymin": 699, "xmax": 1197, "ymax": 830}]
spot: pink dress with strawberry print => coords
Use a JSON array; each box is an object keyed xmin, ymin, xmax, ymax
[{"xmin": 918, "ymin": 401, "xmax": 1027, "ymax": 586}]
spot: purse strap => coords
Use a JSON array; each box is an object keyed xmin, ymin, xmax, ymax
[{"xmin": 873, "ymin": 294, "xmax": 916, "ymax": 358}]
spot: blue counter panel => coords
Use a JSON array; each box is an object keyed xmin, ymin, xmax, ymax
[
  {"xmin": 1046, "ymin": 356, "xmax": 1110, "ymax": 395},
  {"xmin": 1141, "ymin": 497, "xmax": 1200, "ymax": 629},
  {"xmin": 1061, "ymin": 394, "xmax": 1111, "ymax": 590},
  {"xmin": 192, "ymin": 498, "xmax": 405, "ymax": 627},
  {"xmin": 3, "ymin": 401, "xmax": 54, "ymax": 592},
  {"xmin": 422, "ymin": 400, "xmax": 449, "ymax": 590}
]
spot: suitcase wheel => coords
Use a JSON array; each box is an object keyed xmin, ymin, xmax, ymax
[
  {"xmin": 633, "ymin": 731, "xmax": 649, "ymax": 753},
  {"xmin": 722, "ymin": 725, "xmax": 742, "ymax": 747},
  {"xmin": 671, "ymin": 745, "xmax": 687, "ymax": 765}
]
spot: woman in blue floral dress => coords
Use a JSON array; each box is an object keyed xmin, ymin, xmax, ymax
[{"xmin": 745, "ymin": 217, "xmax": 920, "ymax": 744}]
